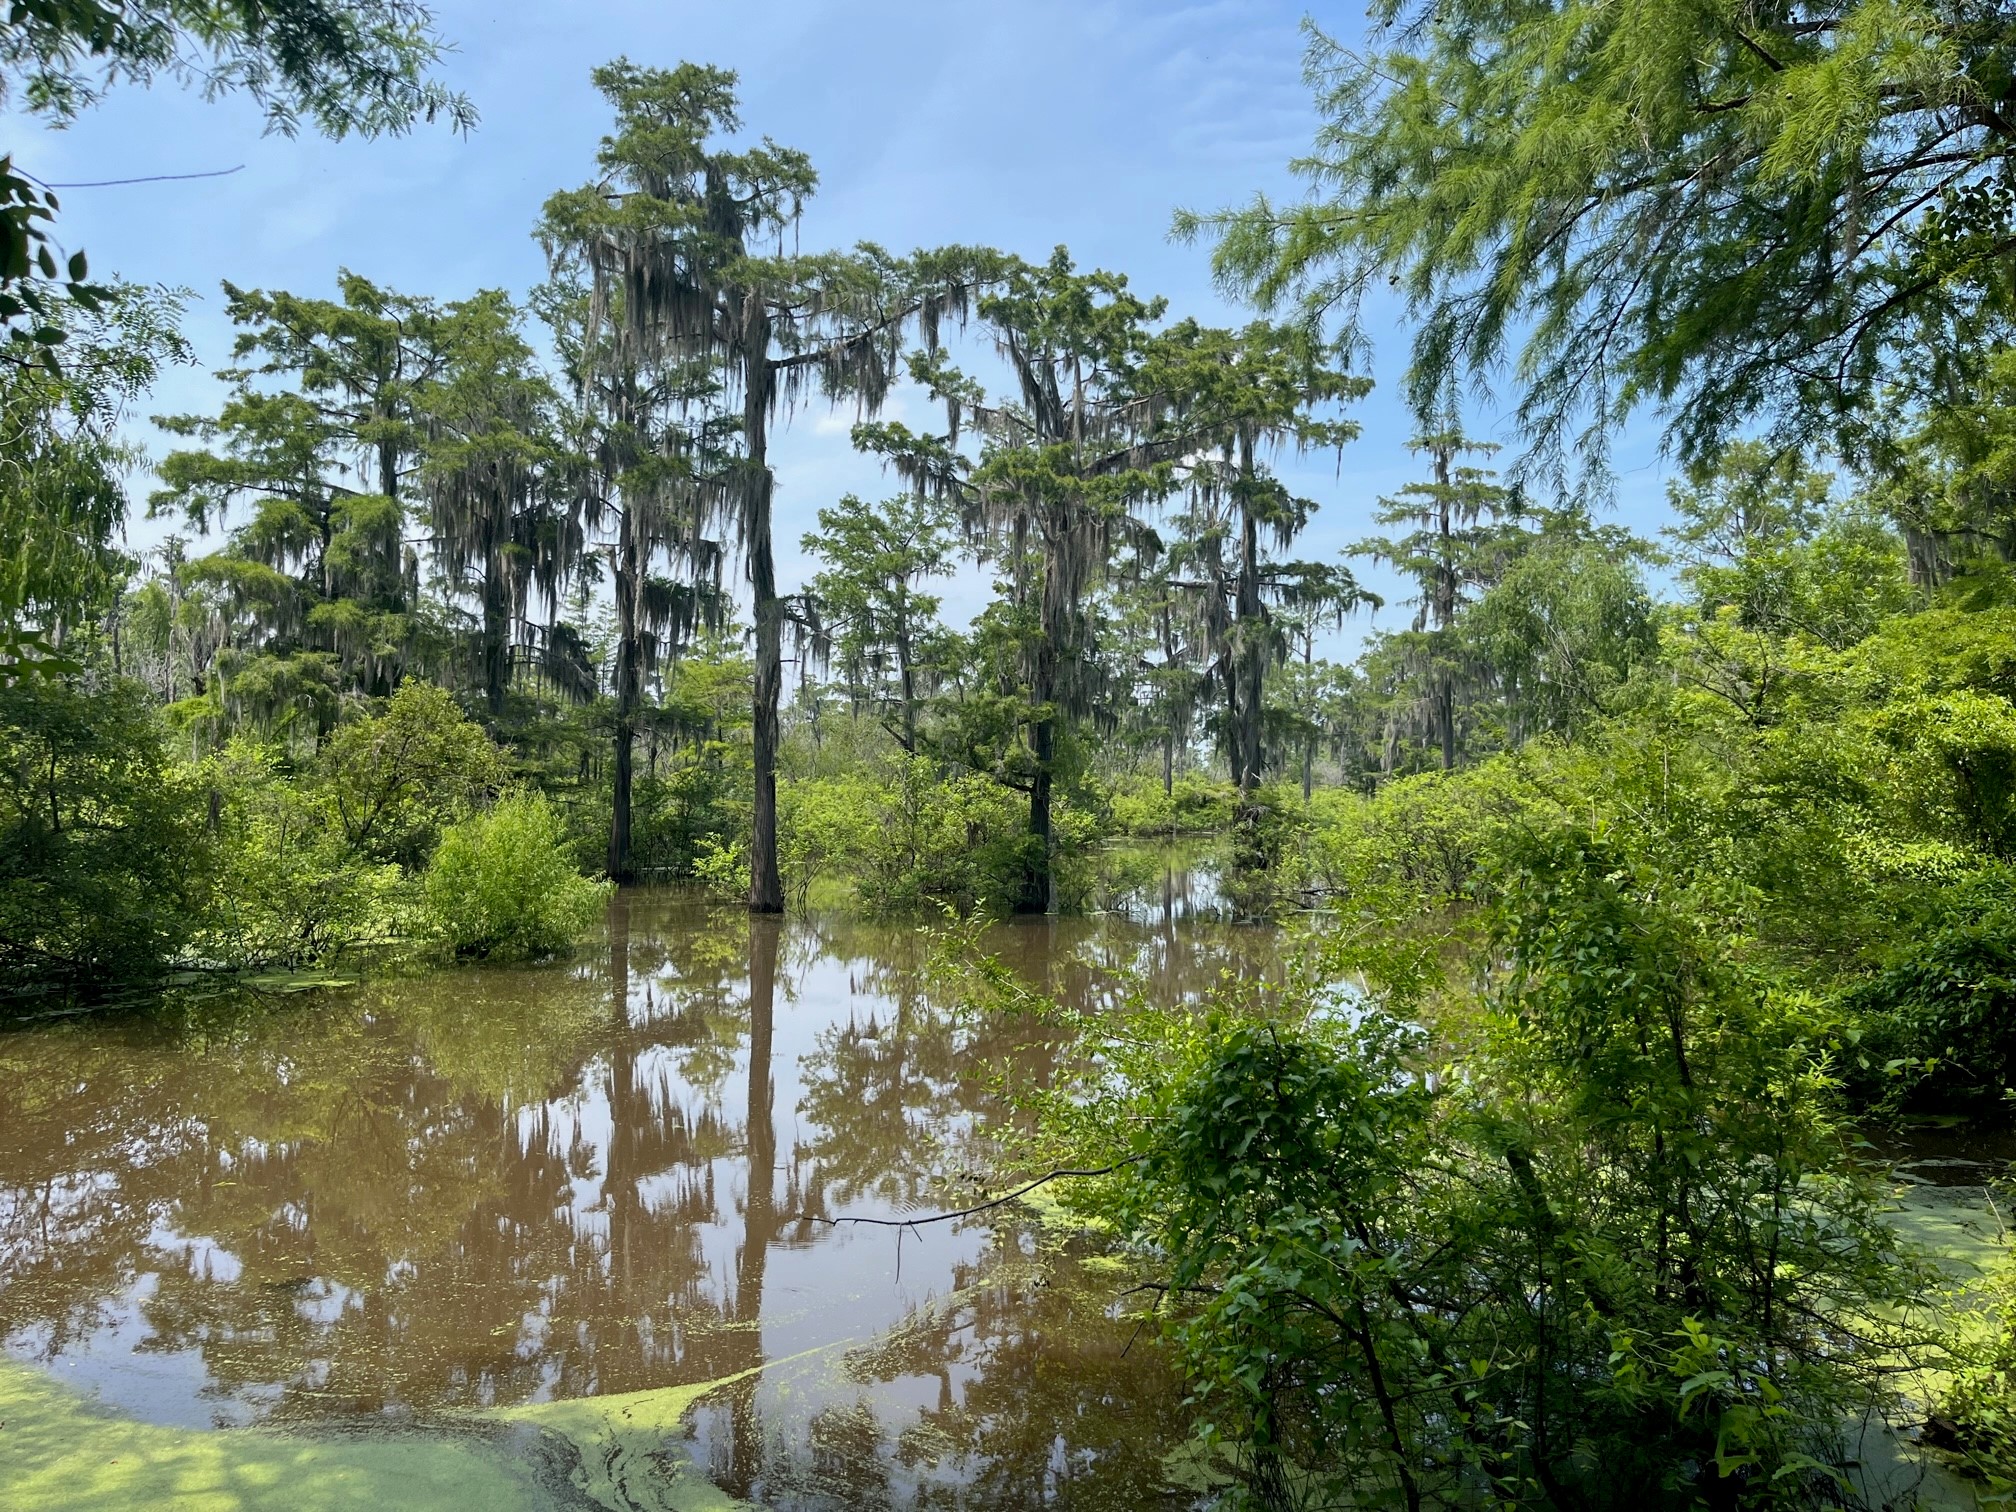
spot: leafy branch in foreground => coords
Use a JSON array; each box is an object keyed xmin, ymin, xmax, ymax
[
  {"xmin": 1182, "ymin": 3, "xmax": 2016, "ymax": 480},
  {"xmin": 985, "ymin": 833, "xmax": 1944, "ymax": 1510}
]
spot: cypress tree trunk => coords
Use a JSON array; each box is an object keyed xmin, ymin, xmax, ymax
[
  {"xmin": 608, "ymin": 512, "xmax": 642, "ymax": 883},
  {"xmin": 481, "ymin": 552, "xmax": 509, "ymax": 718},
  {"xmin": 1019, "ymin": 715, "xmax": 1055, "ymax": 915},
  {"xmin": 1234, "ymin": 503, "xmax": 1266, "ymax": 799},
  {"xmin": 1233, "ymin": 430, "xmax": 1267, "ymax": 834},
  {"xmin": 744, "ymin": 333, "xmax": 785, "ymax": 915},
  {"xmin": 894, "ymin": 596, "xmax": 918, "ymax": 755}
]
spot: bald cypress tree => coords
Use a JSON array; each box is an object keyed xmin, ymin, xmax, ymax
[
  {"xmin": 151, "ymin": 274, "xmax": 449, "ymax": 716},
  {"xmin": 1147, "ymin": 320, "xmax": 1375, "ymax": 822},
  {"xmin": 417, "ymin": 291, "xmax": 582, "ymax": 719},
  {"xmin": 527, "ymin": 262, "xmax": 731, "ymax": 885},
  {"xmin": 1353, "ymin": 426, "xmax": 1521, "ymax": 770},
  {"xmin": 862, "ymin": 251, "xmax": 1221, "ymax": 912},
  {"xmin": 542, "ymin": 60, "xmax": 979, "ymax": 909}
]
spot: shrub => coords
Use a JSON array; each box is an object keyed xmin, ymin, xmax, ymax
[
  {"xmin": 1838, "ymin": 896, "xmax": 2016, "ymax": 1114},
  {"xmin": 780, "ymin": 756, "xmax": 1110, "ymax": 916},
  {"xmin": 0, "ymin": 677, "xmax": 213, "ymax": 995},
  {"xmin": 197, "ymin": 738, "xmax": 413, "ymax": 969},
  {"xmin": 628, "ymin": 739, "xmax": 751, "ymax": 878},
  {"xmin": 1108, "ymin": 772, "xmax": 1237, "ymax": 837},
  {"xmin": 319, "ymin": 681, "xmax": 508, "ymax": 869},
  {"xmin": 1024, "ymin": 829, "xmax": 1934, "ymax": 1509},
  {"xmin": 423, "ymin": 792, "xmax": 609, "ymax": 960}
]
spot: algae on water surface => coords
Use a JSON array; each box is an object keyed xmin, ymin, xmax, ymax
[{"xmin": 0, "ymin": 1355, "xmax": 759, "ymax": 1512}]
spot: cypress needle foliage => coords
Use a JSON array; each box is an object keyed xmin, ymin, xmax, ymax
[
  {"xmin": 1179, "ymin": 1, "xmax": 2016, "ymax": 476},
  {"xmin": 1145, "ymin": 320, "xmax": 1377, "ymax": 818},
  {"xmin": 151, "ymin": 275, "xmax": 450, "ymax": 718},
  {"xmin": 1354, "ymin": 424, "xmax": 1525, "ymax": 770}
]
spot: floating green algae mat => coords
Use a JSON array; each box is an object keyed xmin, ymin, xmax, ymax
[
  {"xmin": 0, "ymin": 1358, "xmax": 545, "ymax": 1512},
  {"xmin": 0, "ymin": 1356, "xmax": 759, "ymax": 1512}
]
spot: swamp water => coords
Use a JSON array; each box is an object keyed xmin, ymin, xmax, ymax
[
  {"xmin": 0, "ymin": 878, "xmax": 1280, "ymax": 1511},
  {"xmin": 3, "ymin": 875, "xmax": 2012, "ymax": 1511}
]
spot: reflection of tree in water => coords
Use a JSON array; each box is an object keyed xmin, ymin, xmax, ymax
[
  {"xmin": 786, "ymin": 910, "xmax": 1282, "ymax": 1226},
  {"xmin": 0, "ymin": 886, "xmax": 1275, "ymax": 1501},
  {"xmin": 790, "ymin": 919, "xmax": 1041, "ymax": 1217},
  {"xmin": 738, "ymin": 1223, "xmax": 1197, "ymax": 1511},
  {"xmin": 0, "ymin": 892, "xmax": 789, "ymax": 1422}
]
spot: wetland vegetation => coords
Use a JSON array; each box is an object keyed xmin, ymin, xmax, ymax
[{"xmin": 10, "ymin": 1, "xmax": 2016, "ymax": 1508}]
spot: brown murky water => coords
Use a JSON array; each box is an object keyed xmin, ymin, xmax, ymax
[{"xmin": 0, "ymin": 874, "xmax": 1282, "ymax": 1509}]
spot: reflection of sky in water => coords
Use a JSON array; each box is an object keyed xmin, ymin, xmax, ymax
[{"xmin": 0, "ymin": 876, "xmax": 1278, "ymax": 1504}]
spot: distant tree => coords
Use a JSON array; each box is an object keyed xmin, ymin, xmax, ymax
[
  {"xmin": 542, "ymin": 60, "xmax": 980, "ymax": 910},
  {"xmin": 417, "ymin": 290, "xmax": 582, "ymax": 717},
  {"xmin": 1352, "ymin": 425, "xmax": 1522, "ymax": 769},
  {"xmin": 803, "ymin": 493, "xmax": 955, "ymax": 753},
  {"xmin": 1464, "ymin": 511, "xmax": 1657, "ymax": 746},
  {"xmin": 151, "ymin": 274, "xmax": 456, "ymax": 713},
  {"xmin": 1666, "ymin": 441, "xmax": 1911, "ymax": 649},
  {"xmin": 861, "ymin": 250, "xmax": 1184, "ymax": 913},
  {"xmin": 1147, "ymin": 319, "xmax": 1374, "ymax": 818},
  {"xmin": 1266, "ymin": 636, "xmax": 1361, "ymax": 800},
  {"xmin": 1107, "ymin": 555, "xmax": 1205, "ymax": 798}
]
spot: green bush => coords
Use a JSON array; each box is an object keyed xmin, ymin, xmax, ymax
[
  {"xmin": 1108, "ymin": 772, "xmax": 1237, "ymax": 837},
  {"xmin": 0, "ymin": 677, "xmax": 213, "ymax": 996},
  {"xmin": 197, "ymin": 738, "xmax": 414, "ymax": 969},
  {"xmin": 1838, "ymin": 893, "xmax": 2016, "ymax": 1114},
  {"xmin": 319, "ymin": 681, "xmax": 508, "ymax": 868},
  {"xmin": 628, "ymin": 739, "xmax": 750, "ymax": 878},
  {"xmin": 423, "ymin": 791, "xmax": 609, "ymax": 960},
  {"xmin": 1022, "ymin": 827, "xmax": 1934, "ymax": 1510},
  {"xmin": 781, "ymin": 756, "xmax": 1102, "ymax": 915}
]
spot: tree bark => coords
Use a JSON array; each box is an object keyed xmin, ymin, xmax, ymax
[
  {"xmin": 895, "ymin": 611, "xmax": 918, "ymax": 755},
  {"xmin": 1233, "ymin": 430, "xmax": 1268, "ymax": 834},
  {"xmin": 744, "ymin": 330, "xmax": 785, "ymax": 914},
  {"xmin": 1017, "ymin": 708, "xmax": 1056, "ymax": 916},
  {"xmin": 480, "ymin": 549, "xmax": 510, "ymax": 719},
  {"xmin": 608, "ymin": 512, "xmax": 642, "ymax": 883}
]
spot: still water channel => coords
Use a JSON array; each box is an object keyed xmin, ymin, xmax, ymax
[{"xmin": 0, "ymin": 875, "xmax": 1282, "ymax": 1510}]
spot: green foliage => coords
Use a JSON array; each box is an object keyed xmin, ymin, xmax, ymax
[
  {"xmin": 0, "ymin": 677, "xmax": 211, "ymax": 995},
  {"xmin": 1108, "ymin": 771, "xmax": 1237, "ymax": 838},
  {"xmin": 803, "ymin": 492, "xmax": 956, "ymax": 752},
  {"xmin": 422, "ymin": 791, "xmax": 608, "ymax": 960},
  {"xmin": 196, "ymin": 737, "xmax": 412, "ymax": 970},
  {"xmin": 197, "ymin": 683, "xmax": 513, "ymax": 971},
  {"xmin": 1022, "ymin": 830, "xmax": 1936, "ymax": 1510},
  {"xmin": 0, "ymin": 0, "xmax": 472, "ymax": 367},
  {"xmin": 1668, "ymin": 444, "xmax": 1913, "ymax": 652},
  {"xmin": 781, "ymin": 755, "xmax": 1101, "ymax": 917},
  {"xmin": 1837, "ymin": 881, "xmax": 2016, "ymax": 1114},
  {"xmin": 1183, "ymin": 2, "xmax": 2016, "ymax": 472},
  {"xmin": 0, "ymin": 286, "xmax": 189, "ymax": 669},
  {"xmin": 318, "ymin": 680, "xmax": 507, "ymax": 868}
]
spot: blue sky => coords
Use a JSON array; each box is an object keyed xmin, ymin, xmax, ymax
[{"xmin": 11, "ymin": 0, "xmax": 1676, "ymax": 650}]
